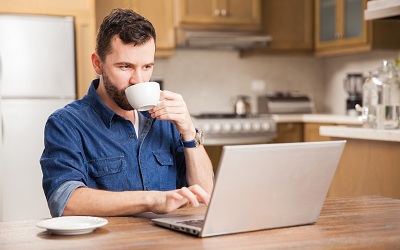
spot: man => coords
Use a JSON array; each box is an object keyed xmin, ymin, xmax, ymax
[{"xmin": 40, "ymin": 8, "xmax": 214, "ymax": 217}]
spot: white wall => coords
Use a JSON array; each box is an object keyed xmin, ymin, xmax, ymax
[
  {"xmin": 154, "ymin": 48, "xmax": 399, "ymax": 115},
  {"xmin": 323, "ymin": 50, "xmax": 399, "ymax": 115}
]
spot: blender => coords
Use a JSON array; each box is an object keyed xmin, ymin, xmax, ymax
[{"xmin": 344, "ymin": 73, "xmax": 363, "ymax": 116}]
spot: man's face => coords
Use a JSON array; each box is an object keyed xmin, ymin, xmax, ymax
[{"xmin": 100, "ymin": 36, "xmax": 155, "ymax": 110}]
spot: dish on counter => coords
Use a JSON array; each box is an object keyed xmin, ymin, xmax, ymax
[{"xmin": 36, "ymin": 216, "xmax": 108, "ymax": 235}]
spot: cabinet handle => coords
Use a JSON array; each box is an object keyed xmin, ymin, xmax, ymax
[{"xmin": 335, "ymin": 33, "xmax": 343, "ymax": 39}]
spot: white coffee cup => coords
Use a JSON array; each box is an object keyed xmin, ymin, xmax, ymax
[{"xmin": 125, "ymin": 82, "xmax": 161, "ymax": 111}]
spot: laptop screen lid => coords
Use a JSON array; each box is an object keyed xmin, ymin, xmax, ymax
[
  {"xmin": 152, "ymin": 140, "xmax": 346, "ymax": 237},
  {"xmin": 201, "ymin": 140, "xmax": 345, "ymax": 237}
]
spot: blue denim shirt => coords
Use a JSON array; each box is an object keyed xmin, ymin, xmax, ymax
[{"xmin": 40, "ymin": 79, "xmax": 187, "ymax": 217}]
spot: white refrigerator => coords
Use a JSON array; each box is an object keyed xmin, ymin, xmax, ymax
[{"xmin": 0, "ymin": 14, "xmax": 76, "ymax": 221}]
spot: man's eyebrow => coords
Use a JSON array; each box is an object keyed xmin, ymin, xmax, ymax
[{"xmin": 114, "ymin": 62, "xmax": 132, "ymax": 66}]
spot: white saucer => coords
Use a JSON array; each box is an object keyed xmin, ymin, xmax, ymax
[{"xmin": 37, "ymin": 216, "xmax": 108, "ymax": 235}]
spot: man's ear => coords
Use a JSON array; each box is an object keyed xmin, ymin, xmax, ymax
[{"xmin": 91, "ymin": 52, "xmax": 103, "ymax": 75}]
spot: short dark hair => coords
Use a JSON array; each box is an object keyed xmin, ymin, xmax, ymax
[{"xmin": 96, "ymin": 8, "xmax": 156, "ymax": 62}]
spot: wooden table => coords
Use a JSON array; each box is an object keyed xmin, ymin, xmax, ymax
[{"xmin": 1, "ymin": 196, "xmax": 400, "ymax": 249}]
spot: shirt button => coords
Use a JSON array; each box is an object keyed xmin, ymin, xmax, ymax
[{"xmin": 129, "ymin": 133, "xmax": 134, "ymax": 138}]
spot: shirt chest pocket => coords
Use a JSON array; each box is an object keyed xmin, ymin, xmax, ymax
[
  {"xmin": 152, "ymin": 150, "xmax": 177, "ymax": 190},
  {"xmin": 152, "ymin": 151, "xmax": 174, "ymax": 166},
  {"xmin": 87, "ymin": 156, "xmax": 129, "ymax": 191}
]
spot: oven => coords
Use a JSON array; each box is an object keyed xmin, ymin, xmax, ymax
[{"xmin": 192, "ymin": 113, "xmax": 276, "ymax": 145}]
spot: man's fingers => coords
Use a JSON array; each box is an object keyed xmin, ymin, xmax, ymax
[
  {"xmin": 178, "ymin": 187, "xmax": 200, "ymax": 207},
  {"xmin": 167, "ymin": 191, "xmax": 184, "ymax": 200},
  {"xmin": 188, "ymin": 184, "xmax": 211, "ymax": 206}
]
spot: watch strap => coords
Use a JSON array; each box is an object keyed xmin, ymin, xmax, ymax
[
  {"xmin": 180, "ymin": 128, "xmax": 203, "ymax": 148},
  {"xmin": 180, "ymin": 138, "xmax": 197, "ymax": 148}
]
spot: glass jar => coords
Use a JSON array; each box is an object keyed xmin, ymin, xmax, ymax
[{"xmin": 372, "ymin": 60, "xmax": 400, "ymax": 129}]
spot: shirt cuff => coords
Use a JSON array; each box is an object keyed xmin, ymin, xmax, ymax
[{"xmin": 48, "ymin": 181, "xmax": 86, "ymax": 217}]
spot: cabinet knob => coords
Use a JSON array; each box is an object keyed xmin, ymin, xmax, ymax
[
  {"xmin": 214, "ymin": 9, "xmax": 227, "ymax": 17},
  {"xmin": 220, "ymin": 9, "xmax": 227, "ymax": 16}
]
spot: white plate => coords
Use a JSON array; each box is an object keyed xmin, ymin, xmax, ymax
[{"xmin": 37, "ymin": 216, "xmax": 108, "ymax": 235}]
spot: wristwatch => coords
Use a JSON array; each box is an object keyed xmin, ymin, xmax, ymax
[{"xmin": 180, "ymin": 128, "xmax": 204, "ymax": 148}]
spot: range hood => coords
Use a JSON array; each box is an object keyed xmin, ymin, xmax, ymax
[
  {"xmin": 365, "ymin": 0, "xmax": 400, "ymax": 20},
  {"xmin": 175, "ymin": 29, "xmax": 272, "ymax": 51}
]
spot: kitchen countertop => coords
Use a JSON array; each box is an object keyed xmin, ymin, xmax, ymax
[
  {"xmin": 272, "ymin": 114, "xmax": 400, "ymax": 142},
  {"xmin": 320, "ymin": 125, "xmax": 400, "ymax": 142},
  {"xmin": 271, "ymin": 114, "xmax": 362, "ymax": 125}
]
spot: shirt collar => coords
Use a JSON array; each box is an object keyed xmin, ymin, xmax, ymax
[
  {"xmin": 87, "ymin": 79, "xmax": 118, "ymax": 128},
  {"xmin": 86, "ymin": 79, "xmax": 153, "ymax": 129}
]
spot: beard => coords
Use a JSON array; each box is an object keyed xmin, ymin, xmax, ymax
[{"xmin": 102, "ymin": 69, "xmax": 133, "ymax": 111}]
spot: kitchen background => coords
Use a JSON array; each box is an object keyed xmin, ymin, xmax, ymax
[
  {"xmin": 1, "ymin": 0, "xmax": 400, "ymax": 222},
  {"xmin": 153, "ymin": 49, "xmax": 399, "ymax": 115}
]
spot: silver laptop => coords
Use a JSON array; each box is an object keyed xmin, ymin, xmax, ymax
[{"xmin": 152, "ymin": 140, "xmax": 346, "ymax": 237}]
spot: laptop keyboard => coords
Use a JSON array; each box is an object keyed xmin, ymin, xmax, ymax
[{"xmin": 177, "ymin": 219, "xmax": 204, "ymax": 228}]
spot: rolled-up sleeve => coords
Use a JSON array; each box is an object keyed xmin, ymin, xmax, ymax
[{"xmin": 48, "ymin": 181, "xmax": 86, "ymax": 217}]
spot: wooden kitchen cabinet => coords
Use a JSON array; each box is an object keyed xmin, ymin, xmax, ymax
[
  {"xmin": 272, "ymin": 123, "xmax": 304, "ymax": 143},
  {"xmin": 260, "ymin": 0, "xmax": 314, "ymax": 53},
  {"xmin": 174, "ymin": 0, "xmax": 262, "ymax": 31},
  {"xmin": 303, "ymin": 123, "xmax": 332, "ymax": 142},
  {"xmin": 0, "ymin": 0, "xmax": 97, "ymax": 99},
  {"xmin": 95, "ymin": 0, "xmax": 175, "ymax": 58},
  {"xmin": 315, "ymin": 0, "xmax": 400, "ymax": 56},
  {"xmin": 273, "ymin": 122, "xmax": 362, "ymax": 143},
  {"xmin": 327, "ymin": 138, "xmax": 400, "ymax": 199}
]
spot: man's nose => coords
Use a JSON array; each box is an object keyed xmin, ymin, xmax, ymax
[{"xmin": 129, "ymin": 70, "xmax": 144, "ymax": 85}]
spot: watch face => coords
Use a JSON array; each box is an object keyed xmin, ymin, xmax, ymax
[{"xmin": 196, "ymin": 129, "xmax": 204, "ymax": 146}]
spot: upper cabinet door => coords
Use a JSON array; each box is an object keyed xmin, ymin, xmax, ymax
[
  {"xmin": 343, "ymin": 0, "xmax": 364, "ymax": 39},
  {"xmin": 175, "ymin": 0, "xmax": 261, "ymax": 30},
  {"xmin": 259, "ymin": 0, "xmax": 314, "ymax": 52},
  {"xmin": 315, "ymin": 0, "xmax": 400, "ymax": 56},
  {"xmin": 136, "ymin": 0, "xmax": 175, "ymax": 58},
  {"xmin": 318, "ymin": 0, "xmax": 336, "ymax": 43},
  {"xmin": 315, "ymin": 0, "xmax": 368, "ymax": 55},
  {"xmin": 95, "ymin": 0, "xmax": 175, "ymax": 58}
]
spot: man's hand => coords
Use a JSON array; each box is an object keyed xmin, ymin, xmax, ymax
[
  {"xmin": 149, "ymin": 90, "xmax": 196, "ymax": 140},
  {"xmin": 151, "ymin": 184, "xmax": 211, "ymax": 214}
]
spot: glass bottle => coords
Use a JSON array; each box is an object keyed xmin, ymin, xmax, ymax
[{"xmin": 359, "ymin": 71, "xmax": 378, "ymax": 128}]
